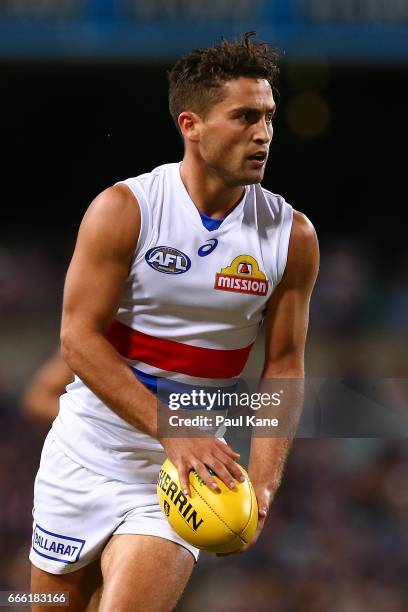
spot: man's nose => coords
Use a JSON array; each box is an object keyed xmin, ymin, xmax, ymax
[{"xmin": 254, "ymin": 119, "xmax": 272, "ymax": 144}]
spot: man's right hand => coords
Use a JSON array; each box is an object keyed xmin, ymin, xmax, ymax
[{"xmin": 159, "ymin": 436, "xmax": 245, "ymax": 496}]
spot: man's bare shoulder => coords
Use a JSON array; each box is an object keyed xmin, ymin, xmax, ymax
[
  {"xmin": 291, "ymin": 209, "xmax": 317, "ymax": 244},
  {"xmin": 85, "ymin": 183, "xmax": 139, "ymax": 223},
  {"xmin": 283, "ymin": 209, "xmax": 319, "ymax": 288},
  {"xmin": 78, "ymin": 183, "xmax": 141, "ymax": 257}
]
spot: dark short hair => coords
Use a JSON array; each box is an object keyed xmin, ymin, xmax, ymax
[{"xmin": 168, "ymin": 31, "xmax": 280, "ymax": 133}]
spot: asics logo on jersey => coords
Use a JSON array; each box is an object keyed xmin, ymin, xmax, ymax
[
  {"xmin": 215, "ymin": 255, "xmax": 269, "ymax": 296},
  {"xmin": 198, "ymin": 239, "xmax": 218, "ymax": 257},
  {"xmin": 146, "ymin": 246, "xmax": 191, "ymax": 275}
]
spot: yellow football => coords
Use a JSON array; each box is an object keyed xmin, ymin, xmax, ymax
[{"xmin": 157, "ymin": 458, "xmax": 258, "ymax": 553}]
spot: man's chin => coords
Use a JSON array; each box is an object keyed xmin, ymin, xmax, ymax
[
  {"xmin": 239, "ymin": 168, "xmax": 265, "ymax": 186},
  {"xmin": 224, "ymin": 166, "xmax": 266, "ymax": 188}
]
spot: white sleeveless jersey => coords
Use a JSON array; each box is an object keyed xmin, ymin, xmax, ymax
[{"xmin": 53, "ymin": 163, "xmax": 293, "ymax": 482}]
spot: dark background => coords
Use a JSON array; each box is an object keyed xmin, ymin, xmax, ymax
[
  {"xmin": 1, "ymin": 60, "xmax": 408, "ymax": 611},
  {"xmin": 2, "ymin": 63, "xmax": 407, "ymax": 256}
]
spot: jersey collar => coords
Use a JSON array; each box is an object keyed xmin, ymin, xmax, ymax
[{"xmin": 173, "ymin": 162, "xmax": 249, "ymax": 235}]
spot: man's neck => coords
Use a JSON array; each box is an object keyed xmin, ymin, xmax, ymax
[{"xmin": 180, "ymin": 157, "xmax": 245, "ymax": 219}]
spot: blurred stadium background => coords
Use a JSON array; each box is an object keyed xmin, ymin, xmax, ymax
[{"xmin": 1, "ymin": 1, "xmax": 408, "ymax": 610}]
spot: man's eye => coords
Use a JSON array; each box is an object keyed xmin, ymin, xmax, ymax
[
  {"xmin": 237, "ymin": 112, "xmax": 256, "ymax": 123},
  {"xmin": 236, "ymin": 112, "xmax": 274, "ymax": 124}
]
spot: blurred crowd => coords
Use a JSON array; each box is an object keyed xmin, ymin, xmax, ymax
[
  {"xmin": 179, "ymin": 439, "xmax": 408, "ymax": 612},
  {"xmin": 311, "ymin": 243, "xmax": 408, "ymax": 337},
  {"xmin": 0, "ymin": 406, "xmax": 47, "ymax": 593}
]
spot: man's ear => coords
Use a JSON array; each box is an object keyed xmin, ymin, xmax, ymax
[{"xmin": 178, "ymin": 111, "xmax": 202, "ymax": 143}]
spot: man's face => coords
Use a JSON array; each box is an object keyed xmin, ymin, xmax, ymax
[{"xmin": 197, "ymin": 77, "xmax": 276, "ymax": 187}]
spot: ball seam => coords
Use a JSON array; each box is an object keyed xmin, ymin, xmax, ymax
[
  {"xmin": 190, "ymin": 481, "xmax": 244, "ymax": 541},
  {"xmin": 239, "ymin": 476, "xmax": 255, "ymax": 544}
]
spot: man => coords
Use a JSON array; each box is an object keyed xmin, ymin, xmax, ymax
[
  {"xmin": 22, "ymin": 349, "xmax": 72, "ymax": 423},
  {"xmin": 30, "ymin": 32, "xmax": 319, "ymax": 610}
]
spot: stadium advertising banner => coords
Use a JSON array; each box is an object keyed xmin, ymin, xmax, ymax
[{"xmin": 1, "ymin": 0, "xmax": 408, "ymax": 62}]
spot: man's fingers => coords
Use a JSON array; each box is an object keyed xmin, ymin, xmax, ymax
[
  {"xmin": 215, "ymin": 439, "xmax": 240, "ymax": 458},
  {"xmin": 167, "ymin": 438, "xmax": 243, "ymax": 496},
  {"xmin": 212, "ymin": 447, "xmax": 245, "ymax": 483},
  {"xmin": 216, "ymin": 455, "xmax": 245, "ymax": 483},
  {"xmin": 177, "ymin": 463, "xmax": 191, "ymax": 497},
  {"xmin": 192, "ymin": 461, "xmax": 221, "ymax": 493},
  {"xmin": 206, "ymin": 458, "xmax": 242, "ymax": 489}
]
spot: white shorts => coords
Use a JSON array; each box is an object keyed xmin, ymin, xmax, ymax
[{"xmin": 29, "ymin": 433, "xmax": 199, "ymax": 574}]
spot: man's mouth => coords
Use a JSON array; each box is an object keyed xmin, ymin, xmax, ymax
[{"xmin": 248, "ymin": 151, "xmax": 268, "ymax": 167}]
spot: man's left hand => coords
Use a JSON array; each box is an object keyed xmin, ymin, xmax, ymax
[{"xmin": 216, "ymin": 486, "xmax": 270, "ymax": 556}]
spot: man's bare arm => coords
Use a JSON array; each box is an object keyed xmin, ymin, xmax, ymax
[
  {"xmin": 244, "ymin": 210, "xmax": 319, "ymax": 551},
  {"xmin": 61, "ymin": 185, "xmax": 242, "ymax": 495}
]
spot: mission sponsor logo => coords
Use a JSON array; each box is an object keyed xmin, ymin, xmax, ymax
[
  {"xmin": 215, "ymin": 255, "xmax": 269, "ymax": 296},
  {"xmin": 145, "ymin": 246, "xmax": 191, "ymax": 275},
  {"xmin": 32, "ymin": 524, "xmax": 85, "ymax": 564}
]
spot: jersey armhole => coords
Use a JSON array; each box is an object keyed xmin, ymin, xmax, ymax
[
  {"xmin": 276, "ymin": 202, "xmax": 294, "ymax": 285},
  {"xmin": 115, "ymin": 179, "xmax": 152, "ymax": 263}
]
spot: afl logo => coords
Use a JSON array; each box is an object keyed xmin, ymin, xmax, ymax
[
  {"xmin": 198, "ymin": 239, "xmax": 218, "ymax": 257},
  {"xmin": 145, "ymin": 246, "xmax": 191, "ymax": 275}
]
